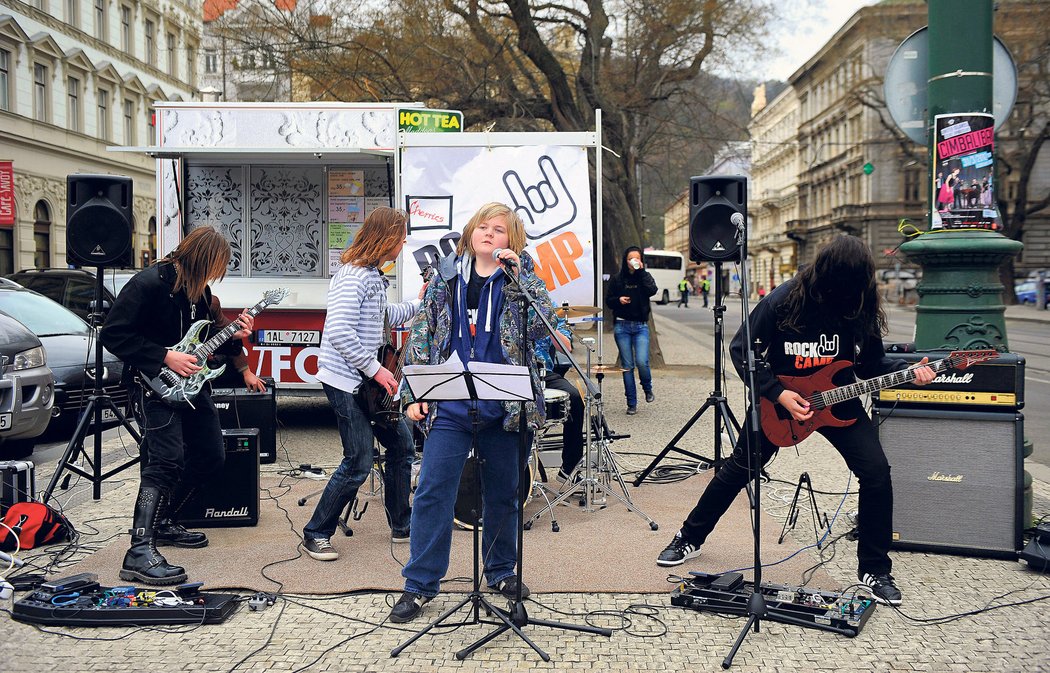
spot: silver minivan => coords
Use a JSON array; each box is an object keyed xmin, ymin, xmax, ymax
[{"xmin": 0, "ymin": 311, "xmax": 56, "ymax": 459}]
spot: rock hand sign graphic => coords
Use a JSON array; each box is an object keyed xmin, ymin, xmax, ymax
[{"xmin": 503, "ymin": 155, "xmax": 578, "ymax": 239}]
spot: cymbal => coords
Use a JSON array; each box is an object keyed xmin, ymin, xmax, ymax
[
  {"xmin": 590, "ymin": 364, "xmax": 627, "ymax": 375},
  {"xmin": 554, "ymin": 305, "xmax": 601, "ymax": 318}
]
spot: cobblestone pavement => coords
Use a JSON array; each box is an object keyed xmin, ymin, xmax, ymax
[{"xmin": 1, "ymin": 313, "xmax": 1048, "ymax": 673}]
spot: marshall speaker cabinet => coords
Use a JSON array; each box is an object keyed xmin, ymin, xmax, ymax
[
  {"xmin": 874, "ymin": 406, "xmax": 1023, "ymax": 557},
  {"xmin": 211, "ymin": 385, "xmax": 277, "ymax": 464},
  {"xmin": 177, "ymin": 429, "xmax": 260, "ymax": 528}
]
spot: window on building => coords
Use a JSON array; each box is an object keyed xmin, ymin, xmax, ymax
[
  {"xmin": 186, "ymin": 43, "xmax": 196, "ymax": 87},
  {"xmin": 120, "ymin": 4, "xmax": 131, "ymax": 51},
  {"xmin": 31, "ymin": 0, "xmax": 46, "ymax": 10},
  {"xmin": 167, "ymin": 32, "xmax": 176, "ymax": 75},
  {"xmin": 66, "ymin": 0, "xmax": 78, "ymax": 27},
  {"xmin": 33, "ymin": 64, "xmax": 49, "ymax": 122},
  {"xmin": 0, "ymin": 49, "xmax": 9, "ymax": 112},
  {"xmin": 123, "ymin": 98, "xmax": 134, "ymax": 143},
  {"xmin": 904, "ymin": 168, "xmax": 921, "ymax": 203},
  {"xmin": 97, "ymin": 87, "xmax": 109, "ymax": 140},
  {"xmin": 144, "ymin": 19, "xmax": 155, "ymax": 66},
  {"xmin": 67, "ymin": 76, "xmax": 80, "ymax": 131},
  {"xmin": 33, "ymin": 201, "xmax": 51, "ymax": 269},
  {"xmin": 94, "ymin": 0, "xmax": 106, "ymax": 41},
  {"xmin": 146, "ymin": 106, "xmax": 155, "ymax": 144},
  {"xmin": 0, "ymin": 229, "xmax": 12, "ymax": 276},
  {"xmin": 204, "ymin": 49, "xmax": 218, "ymax": 74}
]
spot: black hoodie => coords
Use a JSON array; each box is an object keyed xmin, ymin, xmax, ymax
[{"xmin": 605, "ymin": 247, "xmax": 658, "ymax": 322}]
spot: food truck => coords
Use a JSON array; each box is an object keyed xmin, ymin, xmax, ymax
[{"xmin": 118, "ymin": 102, "xmax": 602, "ymax": 396}]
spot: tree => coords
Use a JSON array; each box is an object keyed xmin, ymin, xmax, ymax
[{"xmin": 225, "ymin": 0, "xmax": 777, "ymax": 272}]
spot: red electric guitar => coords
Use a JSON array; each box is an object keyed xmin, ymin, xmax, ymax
[{"xmin": 759, "ymin": 349, "xmax": 999, "ymax": 447}]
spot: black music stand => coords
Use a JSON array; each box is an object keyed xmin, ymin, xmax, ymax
[
  {"xmin": 633, "ymin": 261, "xmax": 740, "ymax": 486},
  {"xmin": 43, "ymin": 267, "xmax": 141, "ymax": 503}
]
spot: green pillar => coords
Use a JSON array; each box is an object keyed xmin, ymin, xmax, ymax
[{"xmin": 900, "ymin": 0, "xmax": 1021, "ymax": 351}]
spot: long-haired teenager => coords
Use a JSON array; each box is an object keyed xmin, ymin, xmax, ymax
[{"xmin": 102, "ymin": 226, "xmax": 254, "ymax": 584}]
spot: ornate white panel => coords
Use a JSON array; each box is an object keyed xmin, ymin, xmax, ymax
[{"xmin": 161, "ymin": 108, "xmax": 398, "ymax": 150}]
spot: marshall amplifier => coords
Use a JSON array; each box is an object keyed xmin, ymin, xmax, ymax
[
  {"xmin": 874, "ymin": 406, "xmax": 1023, "ymax": 557},
  {"xmin": 177, "ymin": 429, "xmax": 259, "ymax": 528},
  {"xmin": 878, "ymin": 349, "xmax": 1024, "ymax": 409},
  {"xmin": 211, "ymin": 383, "xmax": 277, "ymax": 464}
]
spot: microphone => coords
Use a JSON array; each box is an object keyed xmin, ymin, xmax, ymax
[
  {"xmin": 731, "ymin": 213, "xmax": 745, "ymax": 229},
  {"xmin": 492, "ymin": 248, "xmax": 518, "ymax": 270}
]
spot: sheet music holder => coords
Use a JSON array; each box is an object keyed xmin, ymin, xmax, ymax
[{"xmin": 403, "ymin": 352, "xmax": 532, "ymax": 403}]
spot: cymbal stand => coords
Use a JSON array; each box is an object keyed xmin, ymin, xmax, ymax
[{"xmin": 526, "ymin": 339, "xmax": 658, "ymax": 531}]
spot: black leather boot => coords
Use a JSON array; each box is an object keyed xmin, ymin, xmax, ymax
[
  {"xmin": 120, "ymin": 486, "xmax": 188, "ymax": 586},
  {"xmin": 155, "ymin": 487, "xmax": 208, "ymax": 548}
]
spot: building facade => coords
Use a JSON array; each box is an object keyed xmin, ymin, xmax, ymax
[
  {"xmin": 749, "ymin": 83, "xmax": 800, "ymax": 297},
  {"xmin": 0, "ymin": 0, "xmax": 200, "ymax": 273}
]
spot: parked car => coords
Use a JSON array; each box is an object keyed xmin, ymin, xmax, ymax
[
  {"xmin": 1015, "ymin": 281, "xmax": 1050, "ymax": 308},
  {"xmin": 0, "ymin": 285, "xmax": 127, "ymax": 439},
  {"xmin": 0, "ymin": 312, "xmax": 55, "ymax": 459},
  {"xmin": 5, "ymin": 268, "xmax": 139, "ymax": 322}
]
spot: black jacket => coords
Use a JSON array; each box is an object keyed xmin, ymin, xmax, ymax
[
  {"xmin": 605, "ymin": 252, "xmax": 658, "ymax": 322},
  {"xmin": 729, "ymin": 278, "xmax": 908, "ymax": 413},
  {"xmin": 100, "ymin": 262, "xmax": 239, "ymax": 384}
]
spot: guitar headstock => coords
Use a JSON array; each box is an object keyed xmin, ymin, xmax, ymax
[
  {"xmin": 948, "ymin": 349, "xmax": 999, "ymax": 370},
  {"xmin": 263, "ymin": 288, "xmax": 290, "ymax": 307}
]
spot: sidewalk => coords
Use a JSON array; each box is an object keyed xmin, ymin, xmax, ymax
[{"xmin": 0, "ymin": 315, "xmax": 1047, "ymax": 672}]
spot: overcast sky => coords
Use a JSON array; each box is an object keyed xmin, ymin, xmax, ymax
[{"xmin": 765, "ymin": 0, "xmax": 881, "ymax": 80}]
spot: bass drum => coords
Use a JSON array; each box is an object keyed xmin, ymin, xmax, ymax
[{"xmin": 453, "ymin": 452, "xmax": 535, "ymax": 531}]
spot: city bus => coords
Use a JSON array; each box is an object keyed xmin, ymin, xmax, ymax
[{"xmin": 643, "ymin": 249, "xmax": 686, "ymax": 304}]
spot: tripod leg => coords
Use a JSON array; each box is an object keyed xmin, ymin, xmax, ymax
[
  {"xmin": 778, "ymin": 475, "xmax": 806, "ymax": 544},
  {"xmin": 390, "ymin": 594, "xmax": 474, "ymax": 657},
  {"xmin": 722, "ymin": 613, "xmax": 758, "ymax": 670},
  {"xmin": 632, "ymin": 399, "xmax": 718, "ymax": 486}
]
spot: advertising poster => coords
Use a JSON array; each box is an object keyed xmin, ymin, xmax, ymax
[
  {"xmin": 931, "ymin": 113, "xmax": 1000, "ymax": 230},
  {"xmin": 0, "ymin": 161, "xmax": 15, "ymax": 227},
  {"xmin": 400, "ymin": 145, "xmax": 593, "ymax": 307},
  {"xmin": 329, "ymin": 169, "xmax": 364, "ymax": 197}
]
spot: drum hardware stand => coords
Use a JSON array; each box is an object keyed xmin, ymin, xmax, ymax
[
  {"xmin": 633, "ymin": 261, "xmax": 740, "ymax": 487},
  {"xmin": 526, "ymin": 340, "xmax": 658, "ymax": 531},
  {"xmin": 393, "ymin": 299, "xmax": 610, "ymax": 661},
  {"xmin": 778, "ymin": 472, "xmax": 831, "ymax": 547},
  {"xmin": 43, "ymin": 266, "xmax": 142, "ymax": 504}
]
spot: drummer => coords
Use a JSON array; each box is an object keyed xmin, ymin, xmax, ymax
[{"xmin": 536, "ymin": 316, "xmax": 585, "ymax": 484}]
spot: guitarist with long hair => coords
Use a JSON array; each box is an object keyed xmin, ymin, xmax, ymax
[
  {"xmin": 101, "ymin": 226, "xmax": 254, "ymax": 585},
  {"xmin": 301, "ymin": 207, "xmax": 422, "ymax": 562},
  {"xmin": 656, "ymin": 235, "xmax": 935, "ymax": 606}
]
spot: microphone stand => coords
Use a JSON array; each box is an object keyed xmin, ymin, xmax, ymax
[
  {"xmin": 721, "ymin": 213, "xmax": 768, "ymax": 669},
  {"xmin": 456, "ymin": 258, "xmax": 611, "ymax": 661}
]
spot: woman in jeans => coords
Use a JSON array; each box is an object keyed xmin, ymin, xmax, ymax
[{"xmin": 605, "ymin": 246, "xmax": 658, "ymax": 414}]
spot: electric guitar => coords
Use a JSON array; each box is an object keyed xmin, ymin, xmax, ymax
[
  {"xmin": 759, "ymin": 349, "xmax": 998, "ymax": 447},
  {"xmin": 142, "ymin": 288, "xmax": 288, "ymax": 407},
  {"xmin": 361, "ymin": 265, "xmax": 435, "ymax": 428}
]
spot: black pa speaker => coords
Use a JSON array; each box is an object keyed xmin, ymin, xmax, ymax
[
  {"xmin": 689, "ymin": 175, "xmax": 746, "ymax": 263},
  {"xmin": 212, "ymin": 385, "xmax": 277, "ymax": 464},
  {"xmin": 874, "ymin": 406, "xmax": 1023, "ymax": 558},
  {"xmin": 66, "ymin": 174, "xmax": 134, "ymax": 268},
  {"xmin": 178, "ymin": 429, "xmax": 260, "ymax": 528}
]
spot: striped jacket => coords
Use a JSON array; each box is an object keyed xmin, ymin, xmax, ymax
[{"xmin": 315, "ymin": 263, "xmax": 418, "ymax": 394}]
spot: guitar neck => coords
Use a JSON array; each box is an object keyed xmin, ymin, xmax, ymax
[
  {"xmin": 817, "ymin": 356, "xmax": 957, "ymax": 407},
  {"xmin": 193, "ymin": 300, "xmax": 267, "ymax": 358}
]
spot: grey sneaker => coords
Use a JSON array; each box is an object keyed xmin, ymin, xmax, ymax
[
  {"xmin": 645, "ymin": 390, "xmax": 655, "ymax": 403},
  {"xmin": 626, "ymin": 406, "xmax": 638, "ymax": 415},
  {"xmin": 389, "ymin": 591, "xmax": 431, "ymax": 623},
  {"xmin": 303, "ymin": 537, "xmax": 339, "ymax": 561}
]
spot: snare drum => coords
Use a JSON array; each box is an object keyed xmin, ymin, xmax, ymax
[{"xmin": 543, "ymin": 389, "xmax": 570, "ymax": 426}]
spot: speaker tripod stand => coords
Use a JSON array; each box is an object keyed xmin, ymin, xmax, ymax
[
  {"xmin": 633, "ymin": 262, "xmax": 740, "ymax": 486},
  {"xmin": 43, "ymin": 267, "xmax": 141, "ymax": 503}
]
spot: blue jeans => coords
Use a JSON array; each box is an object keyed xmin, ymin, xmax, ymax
[
  {"xmin": 613, "ymin": 319, "xmax": 652, "ymax": 407},
  {"xmin": 303, "ymin": 383, "xmax": 415, "ymax": 539},
  {"xmin": 402, "ymin": 424, "xmax": 522, "ymax": 597}
]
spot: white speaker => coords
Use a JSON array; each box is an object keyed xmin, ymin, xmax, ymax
[{"xmin": 874, "ymin": 406, "xmax": 1023, "ymax": 558}]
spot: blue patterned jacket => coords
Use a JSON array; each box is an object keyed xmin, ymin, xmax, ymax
[{"xmin": 402, "ymin": 251, "xmax": 556, "ymax": 433}]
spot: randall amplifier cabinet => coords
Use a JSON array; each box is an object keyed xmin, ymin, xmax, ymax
[
  {"xmin": 878, "ymin": 349, "xmax": 1024, "ymax": 409},
  {"xmin": 0, "ymin": 461, "xmax": 35, "ymax": 516},
  {"xmin": 211, "ymin": 384, "xmax": 277, "ymax": 464},
  {"xmin": 178, "ymin": 429, "xmax": 259, "ymax": 528},
  {"xmin": 874, "ymin": 406, "xmax": 1023, "ymax": 557}
]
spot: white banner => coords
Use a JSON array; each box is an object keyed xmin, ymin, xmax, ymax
[{"xmin": 399, "ymin": 145, "xmax": 593, "ymax": 306}]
